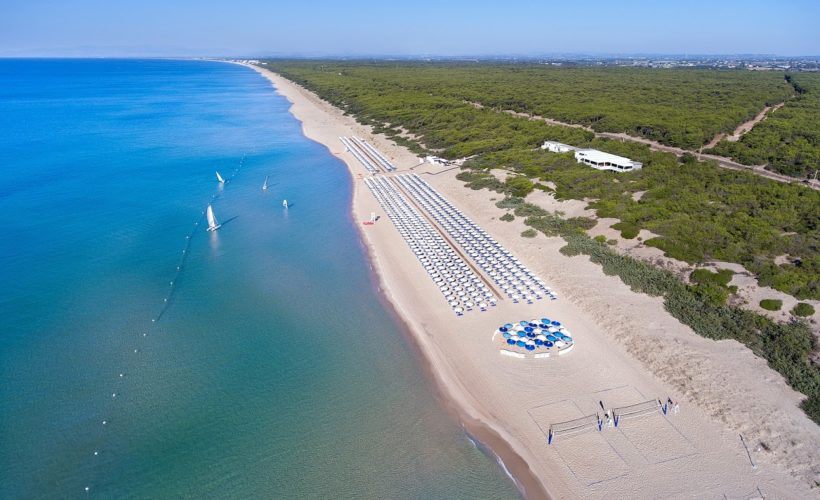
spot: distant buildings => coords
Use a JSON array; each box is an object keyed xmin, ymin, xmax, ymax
[{"xmin": 541, "ymin": 141, "xmax": 643, "ymax": 172}]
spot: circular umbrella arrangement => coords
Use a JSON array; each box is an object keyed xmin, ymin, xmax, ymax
[{"xmin": 495, "ymin": 318, "xmax": 574, "ymax": 355}]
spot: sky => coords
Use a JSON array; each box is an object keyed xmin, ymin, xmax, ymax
[{"xmin": 1, "ymin": 0, "xmax": 817, "ymax": 57}]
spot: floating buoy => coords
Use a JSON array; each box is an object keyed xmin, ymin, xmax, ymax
[
  {"xmin": 102, "ymin": 420, "xmax": 107, "ymax": 425},
  {"xmin": 85, "ymin": 486, "xmax": 90, "ymax": 492},
  {"xmin": 143, "ymin": 333, "xmax": 147, "ymax": 336},
  {"xmin": 119, "ymin": 373, "xmax": 124, "ymax": 378},
  {"xmin": 134, "ymin": 349, "xmax": 138, "ymax": 353},
  {"xmin": 111, "ymin": 393, "xmax": 116, "ymax": 398}
]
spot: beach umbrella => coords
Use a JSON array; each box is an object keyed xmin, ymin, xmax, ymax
[{"xmin": 506, "ymin": 338, "xmax": 516, "ymax": 345}]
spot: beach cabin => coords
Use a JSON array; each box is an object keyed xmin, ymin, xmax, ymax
[
  {"xmin": 424, "ymin": 155, "xmax": 451, "ymax": 166},
  {"xmin": 574, "ymin": 149, "xmax": 643, "ymax": 172}
]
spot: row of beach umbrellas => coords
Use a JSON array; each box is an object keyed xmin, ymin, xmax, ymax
[
  {"xmin": 365, "ymin": 177, "xmax": 496, "ymax": 315},
  {"xmin": 395, "ymin": 174, "xmax": 557, "ymax": 304}
]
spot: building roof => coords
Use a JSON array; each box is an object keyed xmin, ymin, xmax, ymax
[{"xmin": 575, "ymin": 149, "xmax": 636, "ymax": 165}]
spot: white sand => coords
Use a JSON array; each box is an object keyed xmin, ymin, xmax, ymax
[{"xmin": 236, "ymin": 62, "xmax": 818, "ymax": 499}]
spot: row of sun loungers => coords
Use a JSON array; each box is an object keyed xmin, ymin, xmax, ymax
[
  {"xmin": 352, "ymin": 137, "xmax": 396, "ymax": 172},
  {"xmin": 340, "ymin": 136, "xmax": 396, "ymax": 173},
  {"xmin": 339, "ymin": 136, "xmax": 378, "ymax": 173},
  {"xmin": 364, "ymin": 177, "xmax": 497, "ymax": 315},
  {"xmin": 395, "ymin": 174, "xmax": 557, "ymax": 303}
]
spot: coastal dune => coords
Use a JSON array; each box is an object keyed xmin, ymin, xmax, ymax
[{"xmin": 239, "ymin": 62, "xmax": 817, "ymax": 499}]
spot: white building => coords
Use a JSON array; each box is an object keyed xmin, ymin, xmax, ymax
[
  {"xmin": 574, "ymin": 149, "xmax": 642, "ymax": 172},
  {"xmin": 541, "ymin": 141, "xmax": 577, "ymax": 153},
  {"xmin": 541, "ymin": 141, "xmax": 642, "ymax": 172}
]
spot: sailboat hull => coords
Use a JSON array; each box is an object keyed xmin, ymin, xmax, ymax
[{"xmin": 207, "ymin": 225, "xmax": 221, "ymax": 232}]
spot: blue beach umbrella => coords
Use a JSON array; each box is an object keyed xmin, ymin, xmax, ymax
[
  {"xmin": 545, "ymin": 341, "xmax": 554, "ymax": 348},
  {"xmin": 519, "ymin": 320, "xmax": 528, "ymax": 326},
  {"xmin": 504, "ymin": 323, "xmax": 513, "ymax": 329},
  {"xmin": 541, "ymin": 318, "xmax": 550, "ymax": 324},
  {"xmin": 525, "ymin": 344, "xmax": 535, "ymax": 351},
  {"xmin": 506, "ymin": 338, "xmax": 516, "ymax": 345},
  {"xmin": 517, "ymin": 331, "xmax": 527, "ymax": 337},
  {"xmin": 524, "ymin": 327, "xmax": 533, "ymax": 333},
  {"xmin": 516, "ymin": 340, "xmax": 526, "ymax": 347}
]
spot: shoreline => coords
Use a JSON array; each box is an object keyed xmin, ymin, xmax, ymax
[
  {"xmin": 233, "ymin": 61, "xmax": 817, "ymax": 499},
  {"xmin": 238, "ymin": 61, "xmax": 552, "ymax": 499}
]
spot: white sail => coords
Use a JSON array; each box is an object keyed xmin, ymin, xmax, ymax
[
  {"xmin": 206, "ymin": 205, "xmax": 221, "ymax": 231},
  {"xmin": 216, "ymin": 171, "xmax": 225, "ymax": 183},
  {"xmin": 262, "ymin": 176, "xmax": 268, "ymax": 190},
  {"xmin": 282, "ymin": 199, "xmax": 289, "ymax": 208}
]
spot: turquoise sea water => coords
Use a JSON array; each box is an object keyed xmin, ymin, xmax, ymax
[{"xmin": 0, "ymin": 59, "xmax": 518, "ymax": 499}]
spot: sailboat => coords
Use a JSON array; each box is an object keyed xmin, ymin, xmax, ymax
[
  {"xmin": 216, "ymin": 171, "xmax": 225, "ymax": 184},
  {"xmin": 262, "ymin": 176, "xmax": 269, "ymax": 191},
  {"xmin": 282, "ymin": 199, "xmax": 289, "ymax": 209},
  {"xmin": 206, "ymin": 205, "xmax": 221, "ymax": 232}
]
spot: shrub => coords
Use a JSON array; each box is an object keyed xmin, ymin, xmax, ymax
[
  {"xmin": 505, "ymin": 176, "xmax": 535, "ymax": 197},
  {"xmin": 792, "ymin": 303, "xmax": 815, "ymax": 317},
  {"xmin": 691, "ymin": 268, "xmax": 734, "ymax": 287},
  {"xmin": 500, "ymin": 213, "xmax": 514, "ymax": 222},
  {"xmin": 593, "ymin": 235, "xmax": 607, "ymax": 243},
  {"xmin": 759, "ymin": 299, "xmax": 783, "ymax": 311},
  {"xmin": 612, "ymin": 221, "xmax": 640, "ymax": 239},
  {"xmin": 521, "ymin": 229, "xmax": 538, "ymax": 238}
]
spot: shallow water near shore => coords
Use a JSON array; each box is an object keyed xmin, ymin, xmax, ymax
[{"xmin": 0, "ymin": 59, "xmax": 519, "ymax": 499}]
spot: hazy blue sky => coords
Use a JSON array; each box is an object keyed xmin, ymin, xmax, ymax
[{"xmin": 1, "ymin": 0, "xmax": 817, "ymax": 57}]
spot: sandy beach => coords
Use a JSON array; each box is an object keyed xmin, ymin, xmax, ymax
[{"xmin": 238, "ymin": 61, "xmax": 818, "ymax": 499}]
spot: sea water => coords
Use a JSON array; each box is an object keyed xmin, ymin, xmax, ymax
[{"xmin": 0, "ymin": 59, "xmax": 518, "ymax": 499}]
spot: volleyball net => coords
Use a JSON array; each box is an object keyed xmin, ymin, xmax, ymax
[
  {"xmin": 612, "ymin": 399, "xmax": 662, "ymax": 426},
  {"xmin": 548, "ymin": 413, "xmax": 601, "ymax": 444}
]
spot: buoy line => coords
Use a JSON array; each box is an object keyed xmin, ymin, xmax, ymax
[{"xmin": 82, "ymin": 152, "xmax": 247, "ymax": 494}]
